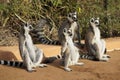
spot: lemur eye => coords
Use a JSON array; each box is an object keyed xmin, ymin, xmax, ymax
[
  {"xmin": 94, "ymin": 19, "xmax": 99, "ymax": 25},
  {"xmin": 25, "ymin": 23, "xmax": 27, "ymax": 27},
  {"xmin": 95, "ymin": 21, "xmax": 98, "ymax": 24},
  {"xmin": 72, "ymin": 16, "xmax": 77, "ymax": 20},
  {"xmin": 67, "ymin": 31, "xmax": 70, "ymax": 34},
  {"xmin": 63, "ymin": 28, "xmax": 67, "ymax": 33},
  {"xmin": 91, "ymin": 19, "xmax": 94, "ymax": 22},
  {"xmin": 69, "ymin": 14, "xmax": 71, "ymax": 17},
  {"xmin": 72, "ymin": 16, "xmax": 74, "ymax": 19},
  {"xmin": 29, "ymin": 25, "xmax": 33, "ymax": 30},
  {"xmin": 67, "ymin": 31, "xmax": 72, "ymax": 36}
]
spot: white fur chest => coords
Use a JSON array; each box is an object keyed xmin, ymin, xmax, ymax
[
  {"xmin": 66, "ymin": 35, "xmax": 79, "ymax": 61},
  {"xmin": 93, "ymin": 27, "xmax": 100, "ymax": 39},
  {"xmin": 25, "ymin": 33, "xmax": 33, "ymax": 45},
  {"xmin": 66, "ymin": 36, "xmax": 74, "ymax": 46},
  {"xmin": 70, "ymin": 22, "xmax": 77, "ymax": 37},
  {"xmin": 66, "ymin": 36, "xmax": 78, "ymax": 52},
  {"xmin": 92, "ymin": 26, "xmax": 101, "ymax": 44},
  {"xmin": 24, "ymin": 33, "xmax": 36, "ymax": 60}
]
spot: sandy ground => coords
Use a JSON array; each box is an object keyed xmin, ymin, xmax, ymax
[{"xmin": 0, "ymin": 37, "xmax": 120, "ymax": 80}]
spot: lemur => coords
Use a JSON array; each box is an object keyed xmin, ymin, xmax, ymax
[
  {"xmin": 58, "ymin": 12, "xmax": 82, "ymax": 61},
  {"xmin": 85, "ymin": 17, "xmax": 110, "ymax": 61},
  {"xmin": 62, "ymin": 28, "xmax": 84, "ymax": 71},
  {"xmin": 0, "ymin": 23, "xmax": 55, "ymax": 72},
  {"xmin": 36, "ymin": 12, "xmax": 81, "ymax": 45},
  {"xmin": 33, "ymin": 19, "xmax": 60, "ymax": 45}
]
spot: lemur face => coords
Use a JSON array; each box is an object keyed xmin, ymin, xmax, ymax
[
  {"xmin": 67, "ymin": 12, "xmax": 77, "ymax": 22},
  {"xmin": 24, "ymin": 22, "xmax": 33, "ymax": 32},
  {"xmin": 90, "ymin": 17, "xmax": 100, "ymax": 26},
  {"xmin": 63, "ymin": 28, "xmax": 72, "ymax": 37}
]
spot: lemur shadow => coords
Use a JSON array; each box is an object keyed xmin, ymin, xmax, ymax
[
  {"xmin": 75, "ymin": 43, "xmax": 87, "ymax": 53},
  {"xmin": 0, "ymin": 50, "xmax": 17, "ymax": 60},
  {"xmin": 0, "ymin": 50, "xmax": 24, "ymax": 70},
  {"xmin": 47, "ymin": 59, "xmax": 65, "ymax": 71}
]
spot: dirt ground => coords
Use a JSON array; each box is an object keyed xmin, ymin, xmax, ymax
[{"xmin": 0, "ymin": 37, "xmax": 120, "ymax": 80}]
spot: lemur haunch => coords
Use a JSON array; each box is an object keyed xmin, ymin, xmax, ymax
[
  {"xmin": 85, "ymin": 17, "xmax": 110, "ymax": 61},
  {"xmin": 62, "ymin": 28, "xmax": 84, "ymax": 71}
]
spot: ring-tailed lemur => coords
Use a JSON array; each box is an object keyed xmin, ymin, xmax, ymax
[
  {"xmin": 58, "ymin": 12, "xmax": 82, "ymax": 60},
  {"xmin": 34, "ymin": 19, "xmax": 61, "ymax": 45},
  {"xmin": 36, "ymin": 12, "xmax": 81, "ymax": 45},
  {"xmin": 62, "ymin": 28, "xmax": 84, "ymax": 71},
  {"xmin": 0, "ymin": 23, "xmax": 56, "ymax": 72},
  {"xmin": 47, "ymin": 18, "xmax": 110, "ymax": 62},
  {"xmin": 85, "ymin": 17, "xmax": 110, "ymax": 61}
]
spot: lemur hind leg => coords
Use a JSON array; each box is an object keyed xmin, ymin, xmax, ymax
[
  {"xmin": 98, "ymin": 40, "xmax": 109, "ymax": 61},
  {"xmin": 64, "ymin": 53, "xmax": 72, "ymax": 72},
  {"xmin": 24, "ymin": 49, "xmax": 36, "ymax": 72},
  {"xmin": 72, "ymin": 49, "xmax": 84, "ymax": 66},
  {"xmin": 101, "ymin": 40, "xmax": 110, "ymax": 58},
  {"xmin": 34, "ymin": 46, "xmax": 47, "ymax": 67},
  {"xmin": 61, "ymin": 42, "xmax": 67, "ymax": 56},
  {"xmin": 60, "ymin": 42, "xmax": 67, "ymax": 65}
]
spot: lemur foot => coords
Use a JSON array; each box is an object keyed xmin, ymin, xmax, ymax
[
  {"xmin": 103, "ymin": 54, "xmax": 110, "ymax": 58},
  {"xmin": 27, "ymin": 69, "xmax": 36, "ymax": 72},
  {"xmin": 39, "ymin": 64, "xmax": 47, "ymax": 68},
  {"xmin": 75, "ymin": 62, "xmax": 84, "ymax": 66},
  {"xmin": 64, "ymin": 67, "xmax": 72, "ymax": 72},
  {"xmin": 100, "ymin": 58, "xmax": 109, "ymax": 62}
]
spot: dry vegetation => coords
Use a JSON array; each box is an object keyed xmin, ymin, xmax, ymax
[{"xmin": 0, "ymin": 0, "xmax": 120, "ymax": 46}]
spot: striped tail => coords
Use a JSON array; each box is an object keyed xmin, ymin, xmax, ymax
[
  {"xmin": 38, "ymin": 28, "xmax": 61, "ymax": 45},
  {"xmin": 79, "ymin": 54, "xmax": 95, "ymax": 60},
  {"xmin": 0, "ymin": 60, "xmax": 24, "ymax": 67},
  {"xmin": 39, "ymin": 37, "xmax": 61, "ymax": 45},
  {"xmin": 34, "ymin": 19, "xmax": 61, "ymax": 45}
]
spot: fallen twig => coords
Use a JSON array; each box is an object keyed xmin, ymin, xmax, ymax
[{"xmin": 14, "ymin": 13, "xmax": 26, "ymax": 23}]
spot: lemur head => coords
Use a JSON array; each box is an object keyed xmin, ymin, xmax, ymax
[
  {"xmin": 67, "ymin": 12, "xmax": 77, "ymax": 23},
  {"xmin": 24, "ymin": 22, "xmax": 33, "ymax": 32},
  {"xmin": 90, "ymin": 17, "xmax": 100, "ymax": 27},
  {"xmin": 63, "ymin": 28, "xmax": 73, "ymax": 37}
]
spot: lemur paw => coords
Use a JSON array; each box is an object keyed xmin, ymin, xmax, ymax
[
  {"xmin": 39, "ymin": 64, "xmax": 47, "ymax": 68},
  {"xmin": 64, "ymin": 68, "xmax": 72, "ymax": 72},
  {"xmin": 103, "ymin": 54, "xmax": 110, "ymax": 58},
  {"xmin": 27, "ymin": 69, "xmax": 36, "ymax": 72},
  {"xmin": 76, "ymin": 62, "xmax": 84, "ymax": 66},
  {"xmin": 101, "ymin": 58, "xmax": 109, "ymax": 62}
]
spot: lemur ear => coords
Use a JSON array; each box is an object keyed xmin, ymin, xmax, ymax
[
  {"xmin": 97, "ymin": 17, "xmax": 100, "ymax": 20},
  {"xmin": 29, "ymin": 24, "xmax": 33, "ymax": 30},
  {"xmin": 68, "ymin": 13, "xmax": 71, "ymax": 17},
  {"xmin": 74, "ymin": 11, "xmax": 77, "ymax": 14}
]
